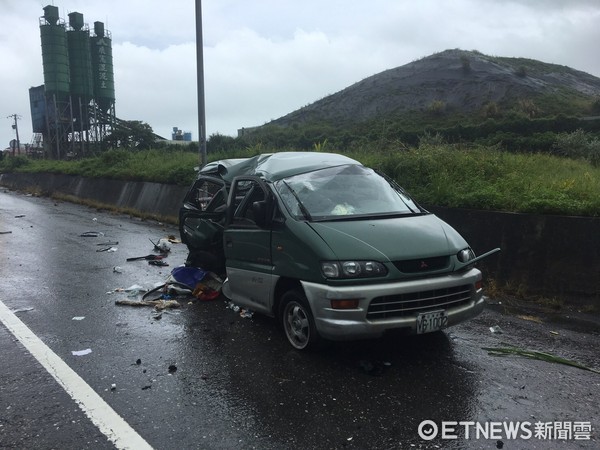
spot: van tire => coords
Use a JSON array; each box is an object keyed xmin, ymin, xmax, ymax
[{"xmin": 280, "ymin": 290, "xmax": 319, "ymax": 350}]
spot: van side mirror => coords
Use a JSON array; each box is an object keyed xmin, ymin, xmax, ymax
[{"xmin": 252, "ymin": 200, "xmax": 271, "ymax": 228}]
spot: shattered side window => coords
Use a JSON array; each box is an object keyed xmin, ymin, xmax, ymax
[
  {"xmin": 232, "ymin": 180, "xmax": 266, "ymax": 225},
  {"xmin": 186, "ymin": 179, "xmax": 226, "ymax": 212}
]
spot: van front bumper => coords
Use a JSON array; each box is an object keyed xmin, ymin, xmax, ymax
[{"xmin": 301, "ymin": 268, "xmax": 484, "ymax": 341}]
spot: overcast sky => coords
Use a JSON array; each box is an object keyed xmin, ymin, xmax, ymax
[{"xmin": 1, "ymin": 0, "xmax": 600, "ymax": 149}]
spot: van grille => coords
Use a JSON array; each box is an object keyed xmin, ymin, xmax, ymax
[
  {"xmin": 393, "ymin": 256, "xmax": 450, "ymax": 273},
  {"xmin": 367, "ymin": 284, "xmax": 472, "ymax": 320}
]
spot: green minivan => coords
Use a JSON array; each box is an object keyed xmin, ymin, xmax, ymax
[{"xmin": 179, "ymin": 152, "xmax": 499, "ymax": 350}]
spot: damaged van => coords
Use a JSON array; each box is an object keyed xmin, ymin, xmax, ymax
[{"xmin": 179, "ymin": 152, "xmax": 499, "ymax": 350}]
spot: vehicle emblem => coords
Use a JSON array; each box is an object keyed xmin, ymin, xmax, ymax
[{"xmin": 420, "ymin": 261, "xmax": 428, "ymax": 269}]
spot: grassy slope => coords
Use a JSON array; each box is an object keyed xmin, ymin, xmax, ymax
[{"xmin": 2, "ymin": 144, "xmax": 599, "ymax": 217}]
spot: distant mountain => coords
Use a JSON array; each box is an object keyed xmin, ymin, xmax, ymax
[{"xmin": 262, "ymin": 49, "xmax": 600, "ymax": 129}]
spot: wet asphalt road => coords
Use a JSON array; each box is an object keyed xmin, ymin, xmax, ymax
[{"xmin": 0, "ymin": 189, "xmax": 599, "ymax": 450}]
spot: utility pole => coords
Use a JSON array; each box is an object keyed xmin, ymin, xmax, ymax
[
  {"xmin": 195, "ymin": 0, "xmax": 207, "ymax": 168},
  {"xmin": 7, "ymin": 114, "xmax": 21, "ymax": 157}
]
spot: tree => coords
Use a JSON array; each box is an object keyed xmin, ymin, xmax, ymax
[{"xmin": 106, "ymin": 120, "xmax": 156, "ymax": 150}]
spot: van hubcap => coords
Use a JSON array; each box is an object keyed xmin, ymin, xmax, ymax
[{"xmin": 284, "ymin": 302, "xmax": 310, "ymax": 347}]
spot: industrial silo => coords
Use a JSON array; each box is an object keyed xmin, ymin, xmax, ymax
[
  {"xmin": 67, "ymin": 11, "xmax": 93, "ymax": 134},
  {"xmin": 67, "ymin": 12, "xmax": 93, "ymax": 103},
  {"xmin": 90, "ymin": 21, "xmax": 115, "ymax": 112},
  {"xmin": 39, "ymin": 5, "xmax": 70, "ymax": 97}
]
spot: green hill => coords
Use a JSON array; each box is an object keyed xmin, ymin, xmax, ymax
[
  {"xmin": 262, "ymin": 49, "xmax": 600, "ymax": 128},
  {"xmin": 234, "ymin": 49, "xmax": 600, "ymax": 153}
]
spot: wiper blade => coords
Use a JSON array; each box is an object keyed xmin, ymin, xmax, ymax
[
  {"xmin": 282, "ymin": 181, "xmax": 312, "ymax": 221},
  {"xmin": 318, "ymin": 211, "xmax": 428, "ymax": 222}
]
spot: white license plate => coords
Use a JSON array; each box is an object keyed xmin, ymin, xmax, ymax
[{"xmin": 416, "ymin": 310, "xmax": 448, "ymax": 334}]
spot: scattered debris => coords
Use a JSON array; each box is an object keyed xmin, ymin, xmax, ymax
[
  {"xmin": 141, "ymin": 281, "xmax": 193, "ymax": 301},
  {"xmin": 0, "ymin": 231, "xmax": 12, "ymax": 234},
  {"xmin": 14, "ymin": 215, "xmax": 25, "ymax": 218},
  {"xmin": 240, "ymin": 309, "xmax": 254, "ymax": 319},
  {"xmin": 516, "ymin": 315, "xmax": 543, "ymax": 324},
  {"xmin": 192, "ymin": 283, "xmax": 219, "ymax": 301},
  {"xmin": 98, "ymin": 241, "xmax": 119, "ymax": 246},
  {"xmin": 141, "ymin": 385, "xmax": 152, "ymax": 390},
  {"xmin": 550, "ymin": 331, "xmax": 560, "ymax": 336},
  {"xmin": 113, "ymin": 285, "xmax": 147, "ymax": 296},
  {"xmin": 12, "ymin": 306, "xmax": 35, "ymax": 313},
  {"xmin": 126, "ymin": 254, "xmax": 165, "ymax": 262},
  {"xmin": 115, "ymin": 299, "xmax": 181, "ymax": 310},
  {"xmin": 72, "ymin": 316, "xmax": 85, "ymax": 321},
  {"xmin": 110, "ymin": 384, "xmax": 117, "ymax": 391},
  {"xmin": 96, "ymin": 246, "xmax": 114, "ymax": 252},
  {"xmin": 80, "ymin": 231, "xmax": 104, "ymax": 237},
  {"xmin": 167, "ymin": 235, "xmax": 181, "ymax": 244},
  {"xmin": 168, "ymin": 365, "xmax": 177, "ymax": 373},
  {"xmin": 149, "ymin": 260, "xmax": 169, "ymax": 267},
  {"xmin": 113, "ymin": 266, "xmax": 123, "ymax": 273},
  {"xmin": 489, "ymin": 325, "xmax": 503, "ymax": 334},
  {"xmin": 72, "ymin": 349, "xmax": 92, "ymax": 356},
  {"xmin": 150, "ymin": 238, "xmax": 171, "ymax": 253},
  {"xmin": 482, "ymin": 346, "xmax": 600, "ymax": 374},
  {"xmin": 136, "ymin": 359, "xmax": 142, "ymax": 365}
]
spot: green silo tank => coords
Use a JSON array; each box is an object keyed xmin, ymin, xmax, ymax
[
  {"xmin": 67, "ymin": 12, "xmax": 93, "ymax": 100},
  {"xmin": 90, "ymin": 21, "xmax": 115, "ymax": 112},
  {"xmin": 40, "ymin": 5, "xmax": 70, "ymax": 97}
]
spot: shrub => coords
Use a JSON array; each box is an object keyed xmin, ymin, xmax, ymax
[
  {"xmin": 427, "ymin": 100, "xmax": 447, "ymax": 116},
  {"xmin": 552, "ymin": 129, "xmax": 600, "ymax": 166},
  {"xmin": 0, "ymin": 156, "xmax": 30, "ymax": 171},
  {"xmin": 100, "ymin": 149, "xmax": 131, "ymax": 166}
]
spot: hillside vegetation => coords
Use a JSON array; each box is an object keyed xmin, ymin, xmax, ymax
[{"xmin": 2, "ymin": 140, "xmax": 599, "ymax": 217}]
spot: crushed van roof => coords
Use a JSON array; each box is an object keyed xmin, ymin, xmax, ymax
[{"xmin": 198, "ymin": 152, "xmax": 361, "ymax": 182}]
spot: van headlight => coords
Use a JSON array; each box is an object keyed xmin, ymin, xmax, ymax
[
  {"xmin": 457, "ymin": 248, "xmax": 475, "ymax": 263},
  {"xmin": 321, "ymin": 261, "xmax": 387, "ymax": 279}
]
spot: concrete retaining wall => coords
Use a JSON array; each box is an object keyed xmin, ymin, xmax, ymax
[
  {"xmin": 0, "ymin": 172, "xmax": 189, "ymax": 219},
  {"xmin": 428, "ymin": 206, "xmax": 599, "ymax": 299},
  {"xmin": 1, "ymin": 172, "xmax": 598, "ymax": 300}
]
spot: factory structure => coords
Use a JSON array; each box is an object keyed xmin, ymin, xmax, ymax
[{"xmin": 29, "ymin": 5, "xmax": 119, "ymax": 158}]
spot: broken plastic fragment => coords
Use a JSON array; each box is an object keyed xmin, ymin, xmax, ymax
[
  {"xmin": 489, "ymin": 325, "xmax": 503, "ymax": 334},
  {"xmin": 72, "ymin": 349, "xmax": 92, "ymax": 356},
  {"xmin": 240, "ymin": 309, "xmax": 254, "ymax": 319},
  {"xmin": 72, "ymin": 316, "xmax": 85, "ymax": 321},
  {"xmin": 121, "ymin": 284, "xmax": 146, "ymax": 295}
]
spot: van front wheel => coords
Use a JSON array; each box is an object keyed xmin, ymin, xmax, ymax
[{"xmin": 280, "ymin": 290, "xmax": 319, "ymax": 350}]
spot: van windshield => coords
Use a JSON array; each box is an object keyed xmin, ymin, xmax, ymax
[{"xmin": 274, "ymin": 164, "xmax": 423, "ymax": 221}]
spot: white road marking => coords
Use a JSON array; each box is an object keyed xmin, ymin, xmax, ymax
[{"xmin": 0, "ymin": 300, "xmax": 153, "ymax": 450}]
